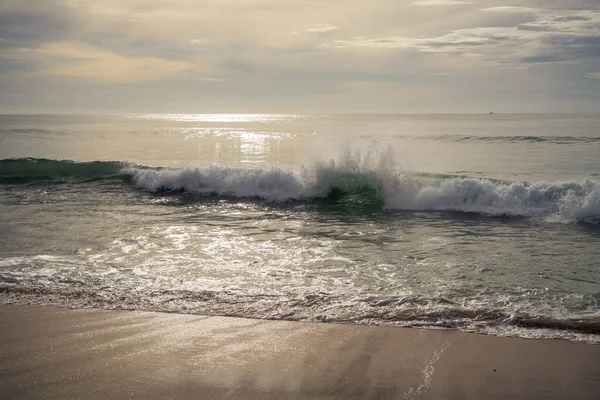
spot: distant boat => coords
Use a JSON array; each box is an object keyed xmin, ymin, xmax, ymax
[{"xmin": 489, "ymin": 112, "xmax": 495, "ymax": 115}]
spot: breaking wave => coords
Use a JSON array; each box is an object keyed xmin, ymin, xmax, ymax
[
  {"xmin": 2, "ymin": 155, "xmax": 599, "ymax": 223},
  {"xmin": 122, "ymin": 149, "xmax": 600, "ymax": 224}
]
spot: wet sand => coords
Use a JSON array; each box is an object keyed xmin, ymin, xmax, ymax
[{"xmin": 0, "ymin": 305, "xmax": 598, "ymax": 399}]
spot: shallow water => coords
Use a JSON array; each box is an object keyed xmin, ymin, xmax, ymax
[{"xmin": 1, "ymin": 114, "xmax": 599, "ymax": 342}]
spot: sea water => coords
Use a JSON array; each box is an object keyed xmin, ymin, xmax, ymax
[{"xmin": 0, "ymin": 113, "xmax": 599, "ymax": 342}]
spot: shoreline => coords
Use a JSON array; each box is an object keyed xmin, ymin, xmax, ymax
[
  {"xmin": 1, "ymin": 304, "xmax": 599, "ymax": 399},
  {"xmin": 2, "ymin": 291, "xmax": 599, "ymax": 344}
]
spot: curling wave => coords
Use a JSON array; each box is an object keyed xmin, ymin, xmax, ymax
[
  {"xmin": 2, "ymin": 157, "xmax": 599, "ymax": 223},
  {"xmin": 123, "ymin": 150, "xmax": 600, "ymax": 224}
]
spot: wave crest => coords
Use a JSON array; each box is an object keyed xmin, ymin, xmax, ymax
[
  {"xmin": 124, "ymin": 165, "xmax": 304, "ymax": 201},
  {"xmin": 2, "ymin": 157, "xmax": 599, "ymax": 223},
  {"xmin": 123, "ymin": 150, "xmax": 600, "ymax": 224}
]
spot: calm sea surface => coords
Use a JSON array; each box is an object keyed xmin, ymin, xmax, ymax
[{"xmin": 1, "ymin": 114, "xmax": 599, "ymax": 342}]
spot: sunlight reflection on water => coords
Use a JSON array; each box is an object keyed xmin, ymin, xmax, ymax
[{"xmin": 135, "ymin": 114, "xmax": 304, "ymax": 123}]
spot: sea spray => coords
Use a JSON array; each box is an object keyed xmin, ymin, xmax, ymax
[
  {"xmin": 123, "ymin": 149, "xmax": 600, "ymax": 223},
  {"xmin": 1, "ymin": 155, "xmax": 599, "ymax": 223}
]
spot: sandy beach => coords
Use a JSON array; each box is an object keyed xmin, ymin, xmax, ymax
[{"xmin": 0, "ymin": 305, "xmax": 598, "ymax": 399}]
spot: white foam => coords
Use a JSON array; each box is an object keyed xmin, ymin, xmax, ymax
[
  {"xmin": 384, "ymin": 176, "xmax": 600, "ymax": 223},
  {"xmin": 123, "ymin": 165, "xmax": 304, "ymax": 201},
  {"xmin": 122, "ymin": 149, "xmax": 600, "ymax": 224}
]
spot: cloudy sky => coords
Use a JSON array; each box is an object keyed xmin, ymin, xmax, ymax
[{"xmin": 0, "ymin": 0, "xmax": 599, "ymax": 113}]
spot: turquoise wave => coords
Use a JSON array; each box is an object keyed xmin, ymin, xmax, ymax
[{"xmin": 0, "ymin": 158, "xmax": 129, "ymax": 184}]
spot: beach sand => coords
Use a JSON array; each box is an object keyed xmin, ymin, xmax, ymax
[{"xmin": 0, "ymin": 305, "xmax": 598, "ymax": 399}]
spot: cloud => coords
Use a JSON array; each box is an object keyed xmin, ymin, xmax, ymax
[
  {"xmin": 31, "ymin": 42, "xmax": 193, "ymax": 83},
  {"xmin": 306, "ymin": 24, "xmax": 339, "ymax": 33},
  {"xmin": 480, "ymin": 7, "xmax": 539, "ymax": 14},
  {"xmin": 197, "ymin": 77, "xmax": 227, "ymax": 82},
  {"xmin": 413, "ymin": 1, "xmax": 472, "ymax": 6},
  {"xmin": 519, "ymin": 13, "xmax": 598, "ymax": 33},
  {"xmin": 333, "ymin": 9, "xmax": 600, "ymax": 66},
  {"xmin": 2, "ymin": 0, "xmax": 600, "ymax": 112},
  {"xmin": 588, "ymin": 72, "xmax": 600, "ymax": 79},
  {"xmin": 0, "ymin": 1, "xmax": 75, "ymax": 45},
  {"xmin": 190, "ymin": 39, "xmax": 210, "ymax": 51},
  {"xmin": 334, "ymin": 28, "xmax": 523, "ymax": 50}
]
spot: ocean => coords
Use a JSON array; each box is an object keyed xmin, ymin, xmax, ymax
[{"xmin": 0, "ymin": 113, "xmax": 599, "ymax": 343}]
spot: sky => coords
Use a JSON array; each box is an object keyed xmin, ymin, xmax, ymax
[{"xmin": 0, "ymin": 0, "xmax": 599, "ymax": 113}]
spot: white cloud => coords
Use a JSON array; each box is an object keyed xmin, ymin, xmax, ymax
[
  {"xmin": 2, "ymin": 0, "xmax": 600, "ymax": 112},
  {"xmin": 306, "ymin": 24, "xmax": 339, "ymax": 33},
  {"xmin": 588, "ymin": 73, "xmax": 600, "ymax": 79},
  {"xmin": 335, "ymin": 28, "xmax": 521, "ymax": 50},
  {"xmin": 480, "ymin": 7, "xmax": 539, "ymax": 14},
  {"xmin": 520, "ymin": 12, "xmax": 599, "ymax": 34},
  {"xmin": 334, "ymin": 9, "xmax": 600, "ymax": 66},
  {"xmin": 413, "ymin": 1, "xmax": 471, "ymax": 6}
]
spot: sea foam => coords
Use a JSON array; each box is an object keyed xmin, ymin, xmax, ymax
[{"xmin": 123, "ymin": 149, "xmax": 600, "ymax": 224}]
